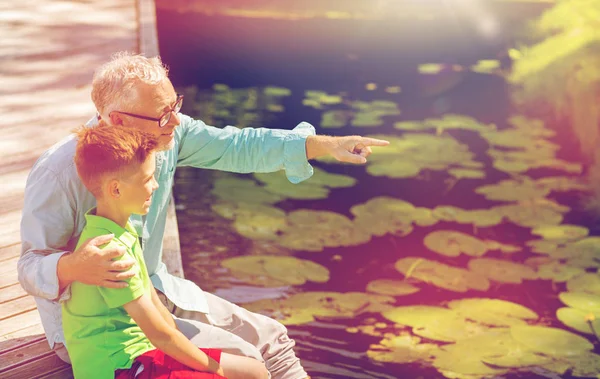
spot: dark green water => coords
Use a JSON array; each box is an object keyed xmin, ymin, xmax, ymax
[{"xmin": 158, "ymin": 7, "xmax": 598, "ymax": 379}]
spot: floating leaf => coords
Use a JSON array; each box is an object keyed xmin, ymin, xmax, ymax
[
  {"xmin": 396, "ymin": 257, "xmax": 490, "ymax": 292},
  {"xmin": 263, "ymin": 86, "xmax": 291, "ymax": 97},
  {"xmin": 320, "ymin": 110, "xmax": 351, "ymax": 128},
  {"xmin": 423, "ymin": 230, "xmax": 488, "ymax": 257},
  {"xmin": 279, "ymin": 210, "xmax": 371, "ymax": 251},
  {"xmin": 448, "ymin": 168, "xmax": 486, "ymax": 179},
  {"xmin": 448, "ymin": 298, "xmax": 538, "ymax": 327},
  {"xmin": 510, "ymin": 325, "xmax": 594, "ymax": 356},
  {"xmin": 475, "ymin": 179, "xmax": 550, "ymax": 202},
  {"xmin": 367, "ymin": 335, "xmax": 437, "ymax": 364},
  {"xmin": 246, "ymin": 291, "xmax": 394, "ymax": 325},
  {"xmin": 468, "ymin": 258, "xmax": 538, "ymax": 284},
  {"xmin": 531, "ymin": 224, "xmax": 589, "ymax": 242},
  {"xmin": 481, "ymin": 350, "xmax": 552, "ymax": 368},
  {"xmin": 382, "ymin": 306, "xmax": 461, "ymax": 328},
  {"xmin": 483, "ymin": 240, "xmax": 521, "ymax": 253},
  {"xmin": 254, "ymin": 167, "xmax": 355, "ymax": 200},
  {"xmin": 537, "ymin": 262, "xmax": 585, "ymax": 282},
  {"xmin": 495, "ymin": 201, "xmax": 566, "ymax": 228},
  {"xmin": 222, "ymin": 255, "xmax": 329, "ymax": 286},
  {"xmin": 526, "ymin": 239, "xmax": 560, "ymax": 254},
  {"xmin": 366, "ymin": 279, "xmax": 420, "ymax": 296},
  {"xmin": 212, "ymin": 176, "xmax": 283, "ymax": 204},
  {"xmin": 413, "ymin": 319, "xmax": 493, "ymax": 343},
  {"xmin": 556, "ymin": 307, "xmax": 600, "ymax": 335},
  {"xmin": 567, "ymin": 273, "xmax": 600, "ymax": 295},
  {"xmin": 433, "ymin": 344, "xmax": 508, "ymax": 376},
  {"xmin": 566, "ymin": 352, "xmax": 600, "ymax": 378},
  {"xmin": 559, "ymin": 292, "xmax": 600, "ymax": 313}
]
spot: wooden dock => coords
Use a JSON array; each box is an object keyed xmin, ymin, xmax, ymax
[{"xmin": 0, "ymin": 0, "xmax": 179, "ymax": 377}]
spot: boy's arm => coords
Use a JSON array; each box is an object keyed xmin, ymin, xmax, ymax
[
  {"xmin": 149, "ymin": 286, "xmax": 178, "ymax": 330},
  {"xmin": 123, "ymin": 293, "xmax": 225, "ymax": 376}
]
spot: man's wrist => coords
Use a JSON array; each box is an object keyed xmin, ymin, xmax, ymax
[
  {"xmin": 57, "ymin": 252, "xmax": 75, "ymax": 291},
  {"xmin": 305, "ymin": 135, "xmax": 333, "ymax": 160}
]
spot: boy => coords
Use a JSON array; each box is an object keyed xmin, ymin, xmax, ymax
[{"xmin": 63, "ymin": 123, "xmax": 268, "ymax": 379}]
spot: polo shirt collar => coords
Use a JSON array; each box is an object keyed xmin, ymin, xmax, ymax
[{"xmin": 84, "ymin": 208, "xmax": 138, "ymax": 249}]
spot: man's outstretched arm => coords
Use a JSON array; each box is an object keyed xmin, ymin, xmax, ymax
[{"xmin": 176, "ymin": 115, "xmax": 389, "ymax": 183}]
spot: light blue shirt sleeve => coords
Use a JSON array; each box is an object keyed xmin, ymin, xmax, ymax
[
  {"xmin": 19, "ymin": 164, "xmax": 76, "ymax": 301},
  {"xmin": 175, "ymin": 114, "xmax": 315, "ymax": 183}
]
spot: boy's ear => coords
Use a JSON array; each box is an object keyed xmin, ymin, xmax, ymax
[{"xmin": 107, "ymin": 179, "xmax": 121, "ymax": 199}]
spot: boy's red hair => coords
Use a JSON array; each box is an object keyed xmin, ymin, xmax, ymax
[{"xmin": 74, "ymin": 122, "xmax": 159, "ymax": 197}]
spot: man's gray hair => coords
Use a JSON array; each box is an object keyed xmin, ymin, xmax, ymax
[{"xmin": 92, "ymin": 52, "xmax": 169, "ymax": 121}]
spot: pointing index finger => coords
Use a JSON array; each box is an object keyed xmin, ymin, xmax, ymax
[{"xmin": 360, "ymin": 137, "xmax": 390, "ymax": 147}]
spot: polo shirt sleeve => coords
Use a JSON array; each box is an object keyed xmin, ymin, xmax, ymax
[
  {"xmin": 97, "ymin": 241, "xmax": 146, "ymax": 309},
  {"xmin": 175, "ymin": 114, "xmax": 315, "ymax": 184}
]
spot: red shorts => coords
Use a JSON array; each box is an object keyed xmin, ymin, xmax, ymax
[{"xmin": 114, "ymin": 348, "xmax": 226, "ymax": 379}]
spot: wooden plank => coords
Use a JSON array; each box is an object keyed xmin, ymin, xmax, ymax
[
  {"xmin": 0, "ymin": 257, "xmax": 19, "ymax": 276},
  {"xmin": 0, "ymin": 323, "xmax": 45, "ymax": 343},
  {"xmin": 0, "ymin": 338, "xmax": 54, "ymax": 370},
  {"xmin": 0, "ymin": 269, "xmax": 18, "ymax": 289},
  {"xmin": 1, "ymin": 352, "xmax": 69, "ymax": 379},
  {"xmin": 0, "ymin": 309, "xmax": 41, "ymax": 339},
  {"xmin": 0, "ymin": 210, "xmax": 21, "ymax": 247},
  {"xmin": 39, "ymin": 366, "xmax": 74, "ymax": 379},
  {"xmin": 0, "ymin": 284, "xmax": 28, "ymax": 304},
  {"xmin": 0, "ymin": 296, "xmax": 37, "ymax": 321},
  {"xmin": 0, "ymin": 334, "xmax": 46, "ymax": 353},
  {"xmin": 0, "ymin": 243, "xmax": 20, "ymax": 262}
]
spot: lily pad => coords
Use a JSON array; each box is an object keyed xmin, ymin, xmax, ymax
[
  {"xmin": 481, "ymin": 350, "xmax": 552, "ymax": 368},
  {"xmin": 510, "ymin": 325, "xmax": 594, "ymax": 356},
  {"xmin": 279, "ymin": 209, "xmax": 371, "ymax": 251},
  {"xmin": 367, "ymin": 335, "xmax": 437, "ymax": 364},
  {"xmin": 423, "ymin": 230, "xmax": 488, "ymax": 257},
  {"xmin": 468, "ymin": 258, "xmax": 538, "ymax": 284},
  {"xmin": 212, "ymin": 176, "xmax": 284, "ymax": 204},
  {"xmin": 537, "ymin": 262, "xmax": 585, "ymax": 282},
  {"xmin": 366, "ymin": 279, "xmax": 421, "ymax": 296},
  {"xmin": 556, "ymin": 307, "xmax": 600, "ymax": 335},
  {"xmin": 531, "ymin": 224, "xmax": 589, "ymax": 242},
  {"xmin": 396, "ymin": 257, "xmax": 490, "ymax": 292},
  {"xmin": 433, "ymin": 344, "xmax": 509, "ymax": 376},
  {"xmin": 559, "ymin": 292, "xmax": 600, "ymax": 313},
  {"xmin": 494, "ymin": 201, "xmax": 565, "ymax": 228},
  {"xmin": 245, "ymin": 291, "xmax": 395, "ymax": 325},
  {"xmin": 448, "ymin": 168, "xmax": 486, "ymax": 179},
  {"xmin": 448, "ymin": 298, "xmax": 538, "ymax": 327},
  {"xmin": 413, "ymin": 319, "xmax": 493, "ymax": 343},
  {"xmin": 382, "ymin": 306, "xmax": 461, "ymax": 328},
  {"xmin": 475, "ymin": 179, "xmax": 550, "ymax": 202},
  {"xmin": 221, "ymin": 255, "xmax": 329, "ymax": 286},
  {"xmin": 567, "ymin": 273, "xmax": 600, "ymax": 295}
]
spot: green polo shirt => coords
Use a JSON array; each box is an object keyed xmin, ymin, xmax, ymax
[{"xmin": 62, "ymin": 209, "xmax": 155, "ymax": 379}]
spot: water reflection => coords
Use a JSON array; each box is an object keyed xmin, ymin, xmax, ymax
[
  {"xmin": 174, "ymin": 76, "xmax": 598, "ymax": 378},
  {"xmin": 163, "ymin": 3, "xmax": 599, "ymax": 378}
]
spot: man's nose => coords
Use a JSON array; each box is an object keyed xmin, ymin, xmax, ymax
[{"xmin": 167, "ymin": 111, "xmax": 180, "ymax": 128}]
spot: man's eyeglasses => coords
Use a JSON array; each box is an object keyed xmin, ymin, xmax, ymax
[{"xmin": 113, "ymin": 94, "xmax": 184, "ymax": 128}]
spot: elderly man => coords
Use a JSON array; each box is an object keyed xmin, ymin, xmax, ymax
[{"xmin": 18, "ymin": 52, "xmax": 388, "ymax": 379}]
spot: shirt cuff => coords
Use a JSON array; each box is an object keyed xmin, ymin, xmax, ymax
[
  {"xmin": 38, "ymin": 251, "xmax": 71, "ymax": 302},
  {"xmin": 283, "ymin": 122, "xmax": 315, "ymax": 184}
]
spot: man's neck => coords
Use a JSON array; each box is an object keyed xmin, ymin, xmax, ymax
[{"xmin": 95, "ymin": 201, "xmax": 130, "ymax": 228}]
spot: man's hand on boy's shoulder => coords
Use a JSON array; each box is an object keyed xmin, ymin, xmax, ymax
[{"xmin": 57, "ymin": 234, "xmax": 136, "ymax": 290}]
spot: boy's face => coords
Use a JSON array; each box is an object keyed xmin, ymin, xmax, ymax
[{"xmin": 117, "ymin": 153, "xmax": 159, "ymax": 215}]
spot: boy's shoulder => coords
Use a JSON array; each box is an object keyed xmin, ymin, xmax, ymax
[{"xmin": 78, "ymin": 225, "xmax": 134, "ymax": 252}]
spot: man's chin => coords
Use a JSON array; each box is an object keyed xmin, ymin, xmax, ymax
[{"xmin": 158, "ymin": 137, "xmax": 175, "ymax": 152}]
